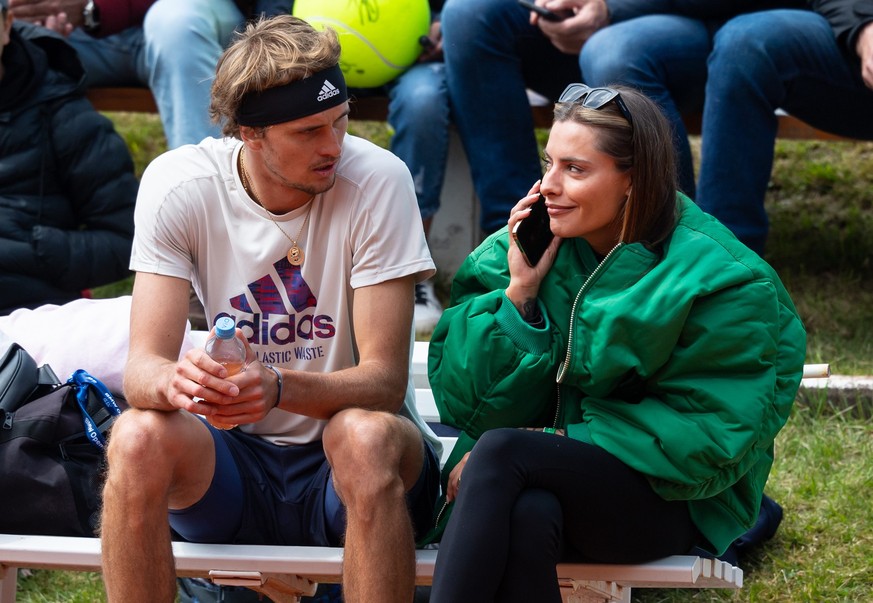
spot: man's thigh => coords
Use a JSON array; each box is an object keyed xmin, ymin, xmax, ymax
[
  {"xmin": 581, "ymin": 15, "xmax": 712, "ymax": 113},
  {"xmin": 68, "ymin": 27, "xmax": 148, "ymax": 87},
  {"xmin": 168, "ymin": 424, "xmax": 331, "ymax": 546}
]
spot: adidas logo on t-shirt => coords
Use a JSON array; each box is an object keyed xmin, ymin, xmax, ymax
[{"xmin": 317, "ymin": 79, "xmax": 340, "ymax": 102}]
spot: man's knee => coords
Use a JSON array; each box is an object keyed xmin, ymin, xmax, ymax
[
  {"xmin": 106, "ymin": 409, "xmax": 198, "ymax": 478},
  {"xmin": 323, "ymin": 409, "xmax": 421, "ymax": 499},
  {"xmin": 711, "ymin": 10, "xmax": 827, "ymax": 75},
  {"xmin": 324, "ymin": 408, "xmax": 409, "ymax": 464},
  {"xmin": 582, "ymin": 16, "xmax": 706, "ymax": 85}
]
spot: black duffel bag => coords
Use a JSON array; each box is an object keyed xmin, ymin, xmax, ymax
[{"xmin": 0, "ymin": 340, "xmax": 126, "ymax": 537}]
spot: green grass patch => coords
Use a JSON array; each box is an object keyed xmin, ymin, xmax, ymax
[{"xmin": 13, "ymin": 569, "xmax": 105, "ymax": 602}]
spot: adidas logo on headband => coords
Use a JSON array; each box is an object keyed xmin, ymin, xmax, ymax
[
  {"xmin": 237, "ymin": 65, "xmax": 348, "ymax": 127},
  {"xmin": 318, "ymin": 80, "xmax": 340, "ymax": 102}
]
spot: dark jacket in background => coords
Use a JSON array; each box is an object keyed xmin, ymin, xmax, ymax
[
  {"xmin": 0, "ymin": 22, "xmax": 137, "ymax": 315},
  {"xmin": 812, "ymin": 0, "xmax": 873, "ymax": 60}
]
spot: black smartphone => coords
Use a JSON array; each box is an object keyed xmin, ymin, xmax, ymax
[
  {"xmin": 517, "ymin": 0, "xmax": 572, "ymax": 22},
  {"xmin": 512, "ymin": 195, "xmax": 554, "ymax": 266}
]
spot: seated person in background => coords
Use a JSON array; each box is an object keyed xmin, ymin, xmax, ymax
[
  {"xmin": 8, "ymin": 0, "xmax": 292, "ymax": 149},
  {"xmin": 439, "ymin": 0, "xmax": 805, "ymax": 239},
  {"xmin": 99, "ymin": 16, "xmax": 440, "ymax": 603},
  {"xmin": 13, "ymin": 0, "xmax": 452, "ymax": 334},
  {"xmin": 0, "ymin": 6, "xmax": 136, "ymax": 316},
  {"xmin": 426, "ymin": 84, "xmax": 806, "ymax": 602},
  {"xmin": 376, "ymin": 0, "xmax": 451, "ymax": 335},
  {"xmin": 580, "ymin": 1, "xmax": 873, "ymax": 254}
]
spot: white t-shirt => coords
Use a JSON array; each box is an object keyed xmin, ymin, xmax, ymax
[{"xmin": 131, "ymin": 135, "xmax": 437, "ymax": 447}]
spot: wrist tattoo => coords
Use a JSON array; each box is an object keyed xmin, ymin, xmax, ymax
[
  {"xmin": 521, "ymin": 298, "xmax": 538, "ymax": 320},
  {"xmin": 521, "ymin": 298, "xmax": 545, "ymax": 328}
]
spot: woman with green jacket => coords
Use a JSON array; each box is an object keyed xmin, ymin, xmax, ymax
[{"xmin": 427, "ymin": 84, "xmax": 806, "ymax": 602}]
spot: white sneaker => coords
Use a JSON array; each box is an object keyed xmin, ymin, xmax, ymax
[{"xmin": 414, "ymin": 281, "xmax": 443, "ymax": 335}]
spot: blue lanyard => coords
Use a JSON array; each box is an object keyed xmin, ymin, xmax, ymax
[{"xmin": 67, "ymin": 369, "xmax": 122, "ymax": 450}]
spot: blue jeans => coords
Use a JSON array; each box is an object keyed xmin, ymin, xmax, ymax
[
  {"xmin": 699, "ymin": 10, "xmax": 873, "ymax": 253},
  {"xmin": 579, "ymin": 10, "xmax": 873, "ymax": 253},
  {"xmin": 68, "ymin": 0, "xmax": 244, "ymax": 148},
  {"xmin": 441, "ymin": 0, "xmax": 581, "ymax": 234},
  {"xmin": 579, "ymin": 15, "xmax": 712, "ymax": 198},
  {"xmin": 386, "ymin": 62, "xmax": 452, "ymax": 222},
  {"xmin": 348, "ymin": 61, "xmax": 452, "ymax": 224}
]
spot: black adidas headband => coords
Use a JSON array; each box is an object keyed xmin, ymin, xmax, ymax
[{"xmin": 236, "ymin": 64, "xmax": 348, "ymax": 127}]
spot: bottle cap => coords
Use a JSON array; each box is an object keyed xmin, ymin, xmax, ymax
[{"xmin": 214, "ymin": 316, "xmax": 236, "ymax": 339}]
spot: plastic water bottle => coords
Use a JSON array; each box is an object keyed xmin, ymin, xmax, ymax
[{"xmin": 204, "ymin": 316, "xmax": 245, "ymax": 429}]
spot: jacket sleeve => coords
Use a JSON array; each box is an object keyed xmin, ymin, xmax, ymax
[
  {"xmin": 811, "ymin": 0, "xmax": 873, "ymax": 58},
  {"xmin": 428, "ymin": 236, "xmax": 564, "ymax": 436},
  {"xmin": 571, "ymin": 276, "xmax": 806, "ymax": 500},
  {"xmin": 34, "ymin": 95, "xmax": 137, "ymax": 290}
]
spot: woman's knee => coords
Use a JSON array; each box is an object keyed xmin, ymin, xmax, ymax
[{"xmin": 471, "ymin": 428, "xmax": 521, "ymax": 463}]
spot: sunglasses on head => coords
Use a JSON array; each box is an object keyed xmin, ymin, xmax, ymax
[{"xmin": 558, "ymin": 84, "xmax": 633, "ymax": 126}]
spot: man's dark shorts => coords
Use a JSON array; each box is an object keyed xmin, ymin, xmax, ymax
[{"xmin": 169, "ymin": 419, "xmax": 440, "ymax": 546}]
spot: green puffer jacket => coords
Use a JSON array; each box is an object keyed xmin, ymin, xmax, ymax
[{"xmin": 427, "ymin": 195, "xmax": 806, "ymax": 555}]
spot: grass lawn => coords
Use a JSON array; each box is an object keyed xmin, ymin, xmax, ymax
[{"xmin": 15, "ymin": 113, "xmax": 868, "ymax": 602}]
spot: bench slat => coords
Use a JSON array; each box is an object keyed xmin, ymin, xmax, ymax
[{"xmin": 0, "ymin": 535, "xmax": 740, "ymax": 593}]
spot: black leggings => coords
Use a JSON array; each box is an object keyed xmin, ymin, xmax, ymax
[{"xmin": 429, "ymin": 428, "xmax": 699, "ymax": 603}]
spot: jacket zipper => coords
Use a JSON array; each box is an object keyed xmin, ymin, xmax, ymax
[
  {"xmin": 434, "ymin": 499, "xmax": 449, "ymax": 530},
  {"xmin": 551, "ymin": 385, "xmax": 562, "ymax": 429},
  {"xmin": 556, "ymin": 243, "xmax": 623, "ymax": 385}
]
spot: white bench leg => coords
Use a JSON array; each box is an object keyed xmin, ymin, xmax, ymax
[
  {"xmin": 561, "ymin": 580, "xmax": 631, "ymax": 603},
  {"xmin": 208, "ymin": 570, "xmax": 317, "ymax": 603}
]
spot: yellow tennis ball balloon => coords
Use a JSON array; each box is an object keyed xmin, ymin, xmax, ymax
[{"xmin": 293, "ymin": 0, "xmax": 431, "ymax": 88}]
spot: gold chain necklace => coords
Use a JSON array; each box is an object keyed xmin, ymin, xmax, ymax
[{"xmin": 239, "ymin": 148, "xmax": 312, "ymax": 267}]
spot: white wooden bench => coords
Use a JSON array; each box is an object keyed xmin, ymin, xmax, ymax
[{"xmin": 0, "ymin": 341, "xmax": 830, "ymax": 603}]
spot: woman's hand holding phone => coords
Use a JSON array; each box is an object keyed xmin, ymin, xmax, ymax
[{"xmin": 506, "ymin": 182, "xmax": 561, "ymax": 315}]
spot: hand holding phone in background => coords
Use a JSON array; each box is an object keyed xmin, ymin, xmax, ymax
[
  {"xmin": 517, "ymin": 0, "xmax": 573, "ymax": 22},
  {"xmin": 522, "ymin": 0, "xmax": 609, "ymax": 55}
]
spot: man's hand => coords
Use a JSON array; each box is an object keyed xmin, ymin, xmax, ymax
[
  {"xmin": 170, "ymin": 336, "xmax": 279, "ymax": 427},
  {"xmin": 857, "ymin": 22, "xmax": 873, "ymax": 89},
  {"xmin": 8, "ymin": 0, "xmax": 85, "ymax": 29},
  {"xmin": 418, "ymin": 20, "xmax": 444, "ymax": 63},
  {"xmin": 43, "ymin": 11, "xmax": 74, "ymax": 36},
  {"xmin": 532, "ymin": 0, "xmax": 610, "ymax": 55}
]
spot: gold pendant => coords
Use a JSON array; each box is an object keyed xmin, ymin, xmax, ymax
[{"xmin": 288, "ymin": 245, "xmax": 304, "ymax": 266}]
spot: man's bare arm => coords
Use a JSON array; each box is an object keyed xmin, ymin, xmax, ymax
[
  {"xmin": 122, "ymin": 272, "xmax": 193, "ymax": 410},
  {"xmin": 275, "ymin": 275, "xmax": 416, "ymax": 419}
]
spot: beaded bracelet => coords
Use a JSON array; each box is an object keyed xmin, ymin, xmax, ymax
[{"xmin": 264, "ymin": 364, "xmax": 283, "ymax": 410}]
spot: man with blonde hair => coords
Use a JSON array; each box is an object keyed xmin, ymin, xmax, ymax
[{"xmin": 100, "ymin": 15, "xmax": 440, "ymax": 603}]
